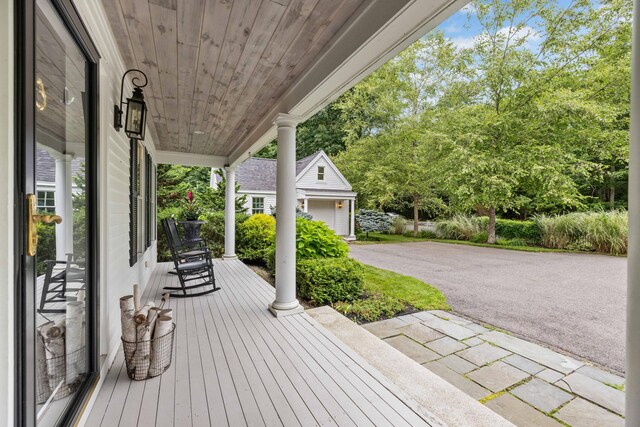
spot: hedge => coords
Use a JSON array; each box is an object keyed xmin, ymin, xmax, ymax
[
  {"xmin": 495, "ymin": 219, "xmax": 541, "ymax": 242},
  {"xmin": 296, "ymin": 258, "xmax": 364, "ymax": 305}
]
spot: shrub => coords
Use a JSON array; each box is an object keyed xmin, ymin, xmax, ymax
[
  {"xmin": 296, "ymin": 217, "xmax": 349, "ymax": 259},
  {"xmin": 296, "ymin": 258, "xmax": 364, "ymax": 305},
  {"xmin": 495, "ymin": 219, "xmax": 541, "ymax": 242},
  {"xmin": 266, "ymin": 217, "xmax": 349, "ymax": 272},
  {"xmin": 333, "ymin": 293, "xmax": 405, "ymax": 323},
  {"xmin": 157, "ymin": 206, "xmax": 185, "ymax": 261},
  {"xmin": 36, "ymin": 222, "xmax": 56, "ymax": 276},
  {"xmin": 435, "ymin": 215, "xmax": 486, "ymax": 240},
  {"xmin": 237, "ymin": 214, "xmax": 276, "ymax": 263},
  {"xmin": 197, "ymin": 211, "xmax": 249, "ymax": 258},
  {"xmin": 391, "ymin": 216, "xmax": 406, "ymax": 235},
  {"xmin": 356, "ymin": 209, "xmax": 392, "ymax": 237},
  {"xmin": 470, "ymin": 231, "xmax": 489, "ymax": 243},
  {"xmin": 417, "ymin": 230, "xmax": 437, "ymax": 239}
]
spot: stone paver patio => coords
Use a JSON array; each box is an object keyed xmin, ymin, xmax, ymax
[{"xmin": 362, "ymin": 311, "xmax": 625, "ymax": 427}]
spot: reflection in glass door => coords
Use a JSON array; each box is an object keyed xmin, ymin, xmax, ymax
[{"xmin": 33, "ymin": 0, "xmax": 91, "ymax": 424}]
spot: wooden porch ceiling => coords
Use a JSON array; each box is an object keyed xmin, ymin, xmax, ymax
[{"xmin": 101, "ymin": 0, "xmax": 365, "ymax": 156}]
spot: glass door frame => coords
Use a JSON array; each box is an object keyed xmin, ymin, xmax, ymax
[{"xmin": 14, "ymin": 0, "xmax": 100, "ymax": 425}]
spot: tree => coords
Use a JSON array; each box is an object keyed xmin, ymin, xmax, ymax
[
  {"xmin": 336, "ymin": 32, "xmax": 468, "ymax": 234},
  {"xmin": 434, "ymin": 0, "xmax": 625, "ymax": 243}
]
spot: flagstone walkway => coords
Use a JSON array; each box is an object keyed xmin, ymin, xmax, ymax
[{"xmin": 362, "ymin": 311, "xmax": 626, "ymax": 427}]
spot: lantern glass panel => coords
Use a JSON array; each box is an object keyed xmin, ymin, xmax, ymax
[{"xmin": 125, "ymin": 97, "xmax": 145, "ymax": 139}]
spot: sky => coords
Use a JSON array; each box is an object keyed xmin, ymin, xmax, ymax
[{"xmin": 435, "ymin": 0, "xmax": 592, "ymax": 53}]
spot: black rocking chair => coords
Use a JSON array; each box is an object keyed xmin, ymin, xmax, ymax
[
  {"xmin": 162, "ymin": 219, "xmax": 219, "ymax": 298},
  {"xmin": 38, "ymin": 253, "xmax": 85, "ymax": 314}
]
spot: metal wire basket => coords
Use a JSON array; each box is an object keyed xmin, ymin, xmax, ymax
[
  {"xmin": 122, "ymin": 323, "xmax": 176, "ymax": 381},
  {"xmin": 37, "ymin": 346, "xmax": 86, "ymax": 403}
]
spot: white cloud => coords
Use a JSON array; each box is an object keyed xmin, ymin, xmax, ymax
[{"xmin": 450, "ymin": 35, "xmax": 478, "ymax": 50}]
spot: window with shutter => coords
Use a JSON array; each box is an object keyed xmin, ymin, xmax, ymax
[{"xmin": 129, "ymin": 139, "xmax": 138, "ymax": 266}]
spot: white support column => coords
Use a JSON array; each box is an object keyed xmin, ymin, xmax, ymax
[
  {"xmin": 627, "ymin": 0, "xmax": 640, "ymax": 422},
  {"xmin": 303, "ymin": 197, "xmax": 308, "ymax": 213},
  {"xmin": 270, "ymin": 113, "xmax": 303, "ymax": 317},
  {"xmin": 223, "ymin": 166, "xmax": 237, "ymax": 259},
  {"xmin": 349, "ymin": 199, "xmax": 356, "ymax": 240},
  {"xmin": 54, "ymin": 154, "xmax": 73, "ymax": 259}
]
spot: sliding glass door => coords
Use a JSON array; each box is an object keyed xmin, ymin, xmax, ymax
[{"xmin": 16, "ymin": 0, "xmax": 99, "ymax": 425}]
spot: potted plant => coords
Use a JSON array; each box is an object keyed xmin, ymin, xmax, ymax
[
  {"xmin": 183, "ymin": 191, "xmax": 200, "ymax": 220},
  {"xmin": 181, "ymin": 191, "xmax": 204, "ymax": 242}
]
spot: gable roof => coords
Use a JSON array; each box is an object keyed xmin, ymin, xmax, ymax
[{"xmin": 233, "ymin": 151, "xmax": 349, "ymax": 193}]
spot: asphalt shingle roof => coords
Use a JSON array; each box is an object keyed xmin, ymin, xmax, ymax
[{"xmin": 235, "ymin": 152, "xmax": 320, "ymax": 192}]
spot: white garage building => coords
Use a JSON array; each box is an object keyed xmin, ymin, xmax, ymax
[{"xmin": 213, "ymin": 151, "xmax": 357, "ymax": 239}]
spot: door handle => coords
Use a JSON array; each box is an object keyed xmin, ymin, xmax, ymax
[{"xmin": 26, "ymin": 193, "xmax": 62, "ymax": 256}]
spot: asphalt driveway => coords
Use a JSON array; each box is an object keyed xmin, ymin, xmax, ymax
[{"xmin": 349, "ymin": 242, "xmax": 627, "ymax": 373}]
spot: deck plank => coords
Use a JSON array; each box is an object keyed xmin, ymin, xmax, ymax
[{"xmin": 85, "ymin": 261, "xmax": 436, "ymax": 427}]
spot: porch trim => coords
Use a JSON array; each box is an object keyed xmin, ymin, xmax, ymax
[{"xmin": 156, "ymin": 150, "xmax": 227, "ymax": 168}]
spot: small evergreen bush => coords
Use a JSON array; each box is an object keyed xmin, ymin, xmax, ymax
[
  {"xmin": 237, "ymin": 214, "xmax": 276, "ymax": 263},
  {"xmin": 296, "ymin": 258, "xmax": 364, "ymax": 305},
  {"xmin": 356, "ymin": 209, "xmax": 392, "ymax": 237}
]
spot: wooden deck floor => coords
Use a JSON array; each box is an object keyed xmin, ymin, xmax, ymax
[{"xmin": 86, "ymin": 261, "xmax": 442, "ymax": 427}]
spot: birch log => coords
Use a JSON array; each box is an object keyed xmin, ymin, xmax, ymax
[
  {"xmin": 42, "ymin": 320, "xmax": 71, "ymax": 399},
  {"xmin": 134, "ymin": 304, "xmax": 152, "ymax": 380},
  {"xmin": 133, "ymin": 284, "xmax": 141, "ymax": 312},
  {"xmin": 159, "ymin": 308, "xmax": 173, "ymax": 320},
  {"xmin": 149, "ymin": 316, "xmax": 173, "ymax": 376},
  {"xmin": 35, "ymin": 323, "xmax": 51, "ymax": 403},
  {"xmin": 120, "ymin": 295, "xmax": 136, "ymax": 342},
  {"xmin": 66, "ymin": 301, "xmax": 84, "ymax": 384},
  {"xmin": 135, "ymin": 304, "xmax": 151, "ymax": 325}
]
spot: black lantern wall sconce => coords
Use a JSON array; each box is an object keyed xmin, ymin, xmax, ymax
[{"xmin": 114, "ymin": 68, "xmax": 148, "ymax": 140}]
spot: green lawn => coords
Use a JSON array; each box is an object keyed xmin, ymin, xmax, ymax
[
  {"xmin": 332, "ymin": 264, "xmax": 450, "ymax": 323},
  {"xmin": 355, "ymin": 232, "xmax": 587, "ymax": 254}
]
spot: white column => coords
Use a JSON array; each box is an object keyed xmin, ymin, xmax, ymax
[
  {"xmin": 223, "ymin": 166, "xmax": 237, "ymax": 259},
  {"xmin": 54, "ymin": 154, "xmax": 73, "ymax": 259},
  {"xmin": 303, "ymin": 198, "xmax": 308, "ymax": 213},
  {"xmin": 627, "ymin": 0, "xmax": 640, "ymax": 422},
  {"xmin": 349, "ymin": 199, "xmax": 356, "ymax": 240},
  {"xmin": 270, "ymin": 113, "xmax": 303, "ymax": 316}
]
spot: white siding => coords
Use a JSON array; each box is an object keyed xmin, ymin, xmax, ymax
[
  {"xmin": 334, "ymin": 200, "xmax": 350, "ymax": 236},
  {"xmin": 74, "ymin": 0, "xmax": 158, "ymax": 409},
  {"xmin": 297, "ymin": 155, "xmax": 350, "ymax": 190},
  {"xmin": 241, "ymin": 193, "xmax": 277, "ymax": 215}
]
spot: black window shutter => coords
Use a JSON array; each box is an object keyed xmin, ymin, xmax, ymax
[
  {"xmin": 145, "ymin": 151, "xmax": 151, "ymax": 249},
  {"xmin": 129, "ymin": 139, "xmax": 138, "ymax": 267}
]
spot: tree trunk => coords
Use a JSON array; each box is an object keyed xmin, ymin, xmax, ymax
[
  {"xmin": 133, "ymin": 284, "xmax": 141, "ymax": 312},
  {"xmin": 488, "ymin": 208, "xmax": 497, "ymax": 244},
  {"xmin": 149, "ymin": 315, "xmax": 173, "ymax": 377},
  {"xmin": 610, "ymin": 165, "xmax": 616, "ymax": 209},
  {"xmin": 134, "ymin": 304, "xmax": 152, "ymax": 380},
  {"xmin": 413, "ymin": 194, "xmax": 419, "ymax": 237},
  {"xmin": 65, "ymin": 301, "xmax": 84, "ymax": 385},
  {"xmin": 120, "ymin": 295, "xmax": 136, "ymax": 342}
]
